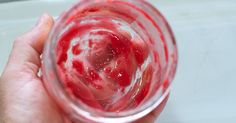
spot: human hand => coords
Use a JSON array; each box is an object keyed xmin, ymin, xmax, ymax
[
  {"xmin": 0, "ymin": 14, "xmax": 64, "ymax": 123},
  {"xmin": 0, "ymin": 14, "xmax": 167, "ymax": 123}
]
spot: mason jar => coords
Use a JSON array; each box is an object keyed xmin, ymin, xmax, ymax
[{"xmin": 42, "ymin": 0, "xmax": 178, "ymax": 122}]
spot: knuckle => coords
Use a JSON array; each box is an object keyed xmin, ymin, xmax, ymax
[
  {"xmin": 14, "ymin": 37, "xmax": 22, "ymax": 45},
  {"xmin": 14, "ymin": 35, "xmax": 28, "ymax": 46}
]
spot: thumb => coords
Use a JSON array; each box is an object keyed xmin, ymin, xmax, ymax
[{"xmin": 4, "ymin": 13, "xmax": 54, "ymax": 76}]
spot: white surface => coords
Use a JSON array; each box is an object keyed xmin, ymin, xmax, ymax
[{"xmin": 0, "ymin": 0, "xmax": 236, "ymax": 123}]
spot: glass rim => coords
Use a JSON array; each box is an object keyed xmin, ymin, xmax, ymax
[{"xmin": 43, "ymin": 0, "xmax": 178, "ymax": 122}]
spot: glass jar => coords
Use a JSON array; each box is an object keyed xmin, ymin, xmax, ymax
[{"xmin": 42, "ymin": 0, "xmax": 177, "ymax": 122}]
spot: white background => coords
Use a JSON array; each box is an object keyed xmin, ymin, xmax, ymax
[{"xmin": 0, "ymin": 0, "xmax": 236, "ymax": 123}]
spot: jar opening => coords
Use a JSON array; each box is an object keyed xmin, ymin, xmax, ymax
[{"xmin": 43, "ymin": 0, "xmax": 177, "ymax": 122}]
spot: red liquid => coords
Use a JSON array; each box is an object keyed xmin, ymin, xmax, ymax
[{"xmin": 55, "ymin": 3, "xmax": 164, "ymax": 112}]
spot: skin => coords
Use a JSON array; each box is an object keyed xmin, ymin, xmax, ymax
[{"xmin": 0, "ymin": 14, "xmax": 167, "ymax": 123}]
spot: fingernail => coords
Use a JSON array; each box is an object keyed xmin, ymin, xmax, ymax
[{"xmin": 36, "ymin": 13, "xmax": 49, "ymax": 27}]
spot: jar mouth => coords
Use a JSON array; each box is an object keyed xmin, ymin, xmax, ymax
[{"xmin": 43, "ymin": 0, "xmax": 177, "ymax": 122}]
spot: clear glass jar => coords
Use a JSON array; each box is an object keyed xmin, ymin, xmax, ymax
[{"xmin": 42, "ymin": 0, "xmax": 177, "ymax": 122}]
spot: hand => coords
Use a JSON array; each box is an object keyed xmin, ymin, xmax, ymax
[
  {"xmin": 0, "ymin": 14, "xmax": 64, "ymax": 123},
  {"xmin": 0, "ymin": 14, "xmax": 167, "ymax": 123}
]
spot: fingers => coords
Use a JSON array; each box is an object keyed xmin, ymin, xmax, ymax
[
  {"xmin": 4, "ymin": 14, "xmax": 54, "ymax": 75},
  {"xmin": 23, "ymin": 13, "xmax": 54, "ymax": 54}
]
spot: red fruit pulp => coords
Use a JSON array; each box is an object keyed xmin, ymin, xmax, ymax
[{"xmin": 55, "ymin": 3, "xmax": 165, "ymax": 112}]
